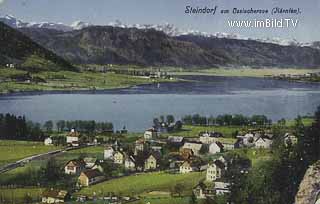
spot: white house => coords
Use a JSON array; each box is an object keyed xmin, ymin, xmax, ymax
[
  {"xmin": 209, "ymin": 142, "xmax": 224, "ymax": 154},
  {"xmin": 206, "ymin": 160, "xmax": 225, "ymax": 182},
  {"xmin": 64, "ymin": 159, "xmax": 85, "ymax": 175},
  {"xmin": 41, "ymin": 189, "xmax": 68, "ymax": 204},
  {"xmin": 214, "ymin": 181, "xmax": 230, "ymax": 195},
  {"xmin": 182, "ymin": 142, "xmax": 203, "ymax": 156},
  {"xmin": 104, "ymin": 146, "xmax": 115, "ymax": 160},
  {"xmin": 124, "ymin": 155, "xmax": 136, "ymax": 171},
  {"xmin": 44, "ymin": 137, "xmax": 53, "ymax": 145},
  {"xmin": 179, "ymin": 161, "xmax": 199, "ymax": 174},
  {"xmin": 144, "ymin": 128, "xmax": 158, "ymax": 140},
  {"xmin": 66, "ymin": 128, "xmax": 80, "ymax": 146},
  {"xmin": 199, "ymin": 131, "xmax": 222, "ymax": 144},
  {"xmin": 254, "ymin": 137, "xmax": 273, "ymax": 148},
  {"xmin": 113, "ymin": 151, "xmax": 124, "ymax": 164},
  {"xmin": 199, "ymin": 134, "xmax": 216, "ymax": 144}
]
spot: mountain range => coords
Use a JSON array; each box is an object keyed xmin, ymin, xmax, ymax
[
  {"xmin": 1, "ymin": 14, "xmax": 320, "ymax": 69},
  {"xmin": 1, "ymin": 14, "xmax": 317, "ymax": 47}
]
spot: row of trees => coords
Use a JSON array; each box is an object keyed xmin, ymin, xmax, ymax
[
  {"xmin": 182, "ymin": 114, "xmax": 271, "ymax": 126},
  {"xmin": 153, "ymin": 115, "xmax": 183, "ymax": 132},
  {"xmin": 52, "ymin": 120, "xmax": 113, "ymax": 133},
  {"xmin": 0, "ymin": 113, "xmax": 45, "ymax": 141}
]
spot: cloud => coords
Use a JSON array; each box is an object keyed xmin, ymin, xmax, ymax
[{"xmin": 0, "ymin": 0, "xmax": 5, "ymax": 5}]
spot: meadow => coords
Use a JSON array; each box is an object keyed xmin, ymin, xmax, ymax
[
  {"xmin": 0, "ymin": 187, "xmax": 44, "ymax": 203},
  {"xmin": 0, "ymin": 69, "xmax": 175, "ymax": 94},
  {"xmin": 0, "ymin": 140, "xmax": 59, "ymax": 166},
  {"xmin": 77, "ymin": 171, "xmax": 205, "ymax": 197}
]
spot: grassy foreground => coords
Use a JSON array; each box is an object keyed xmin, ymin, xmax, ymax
[
  {"xmin": 0, "ymin": 187, "xmax": 44, "ymax": 203},
  {"xmin": 77, "ymin": 171, "xmax": 205, "ymax": 196},
  {"xmin": 0, "ymin": 140, "xmax": 59, "ymax": 166}
]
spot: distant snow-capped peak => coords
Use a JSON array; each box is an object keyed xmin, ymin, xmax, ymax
[
  {"xmin": 0, "ymin": 14, "xmax": 315, "ymax": 48},
  {"xmin": 70, "ymin": 20, "xmax": 91, "ymax": 30}
]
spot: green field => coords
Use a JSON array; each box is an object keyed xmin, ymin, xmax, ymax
[
  {"xmin": 77, "ymin": 171, "xmax": 205, "ymax": 197},
  {"xmin": 55, "ymin": 145, "xmax": 104, "ymax": 165},
  {"xmin": 285, "ymin": 117, "xmax": 314, "ymax": 127},
  {"xmin": 0, "ymin": 140, "xmax": 60, "ymax": 166},
  {"xmin": 165, "ymin": 125, "xmax": 242, "ymax": 138},
  {"xmin": 232, "ymin": 148, "xmax": 273, "ymax": 167},
  {"xmin": 0, "ymin": 187, "xmax": 44, "ymax": 203},
  {"xmin": 0, "ymin": 69, "xmax": 176, "ymax": 94}
]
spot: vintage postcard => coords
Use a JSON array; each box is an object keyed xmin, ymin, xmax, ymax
[{"xmin": 0, "ymin": 1, "xmax": 319, "ymax": 204}]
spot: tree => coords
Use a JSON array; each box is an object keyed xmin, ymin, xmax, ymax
[
  {"xmin": 56, "ymin": 120, "xmax": 65, "ymax": 132},
  {"xmin": 174, "ymin": 121, "xmax": 183, "ymax": 131},
  {"xmin": 41, "ymin": 158, "xmax": 62, "ymax": 183},
  {"xmin": 182, "ymin": 115, "xmax": 193, "ymax": 125},
  {"xmin": 167, "ymin": 115, "xmax": 175, "ymax": 124},
  {"xmin": 43, "ymin": 120, "xmax": 53, "ymax": 133}
]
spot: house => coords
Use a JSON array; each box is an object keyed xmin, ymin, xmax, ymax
[
  {"xmin": 44, "ymin": 137, "xmax": 53, "ymax": 146},
  {"xmin": 64, "ymin": 159, "xmax": 85, "ymax": 175},
  {"xmin": 206, "ymin": 160, "xmax": 225, "ymax": 182},
  {"xmin": 113, "ymin": 151, "xmax": 125, "ymax": 164},
  {"xmin": 144, "ymin": 152, "xmax": 161, "ymax": 171},
  {"xmin": 144, "ymin": 128, "xmax": 158, "ymax": 140},
  {"xmin": 182, "ymin": 142, "xmax": 203, "ymax": 156},
  {"xmin": 167, "ymin": 136, "xmax": 184, "ymax": 147},
  {"xmin": 208, "ymin": 142, "xmax": 224, "ymax": 154},
  {"xmin": 124, "ymin": 155, "xmax": 136, "ymax": 171},
  {"xmin": 66, "ymin": 128, "xmax": 80, "ymax": 146},
  {"xmin": 180, "ymin": 148, "xmax": 194, "ymax": 160},
  {"xmin": 254, "ymin": 137, "xmax": 273, "ymax": 148},
  {"xmin": 134, "ymin": 139, "xmax": 145, "ymax": 155},
  {"xmin": 199, "ymin": 131, "xmax": 222, "ymax": 144},
  {"xmin": 150, "ymin": 146, "xmax": 162, "ymax": 154},
  {"xmin": 284, "ymin": 133, "xmax": 298, "ymax": 146},
  {"xmin": 78, "ymin": 169, "xmax": 105, "ymax": 187},
  {"xmin": 179, "ymin": 160, "xmax": 200, "ymax": 174},
  {"xmin": 104, "ymin": 146, "xmax": 115, "ymax": 160},
  {"xmin": 83, "ymin": 157, "xmax": 97, "ymax": 169},
  {"xmin": 41, "ymin": 189, "xmax": 68, "ymax": 203},
  {"xmin": 214, "ymin": 181, "xmax": 230, "ymax": 195},
  {"xmin": 221, "ymin": 140, "xmax": 236, "ymax": 151},
  {"xmin": 193, "ymin": 182, "xmax": 215, "ymax": 199},
  {"xmin": 238, "ymin": 133, "xmax": 254, "ymax": 145},
  {"xmin": 167, "ymin": 153, "xmax": 185, "ymax": 169}
]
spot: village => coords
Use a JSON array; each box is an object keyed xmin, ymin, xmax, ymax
[{"xmin": 34, "ymin": 117, "xmax": 299, "ymax": 204}]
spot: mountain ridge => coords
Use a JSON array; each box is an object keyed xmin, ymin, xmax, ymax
[{"xmin": 0, "ymin": 21, "xmax": 76, "ymax": 72}]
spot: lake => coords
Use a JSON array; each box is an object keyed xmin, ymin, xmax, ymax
[{"xmin": 1, "ymin": 76, "xmax": 320, "ymax": 132}]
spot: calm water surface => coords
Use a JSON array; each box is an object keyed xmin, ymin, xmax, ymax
[{"xmin": 1, "ymin": 76, "xmax": 320, "ymax": 132}]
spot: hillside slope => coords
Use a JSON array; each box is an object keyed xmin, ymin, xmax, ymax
[
  {"xmin": 19, "ymin": 26, "xmax": 229, "ymax": 68},
  {"xmin": 0, "ymin": 22, "xmax": 76, "ymax": 72}
]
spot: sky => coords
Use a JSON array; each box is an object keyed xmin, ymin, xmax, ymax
[{"xmin": 0, "ymin": 0, "xmax": 319, "ymax": 42}]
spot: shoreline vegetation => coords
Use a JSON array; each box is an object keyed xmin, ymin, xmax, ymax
[{"xmin": 1, "ymin": 66, "xmax": 320, "ymax": 95}]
